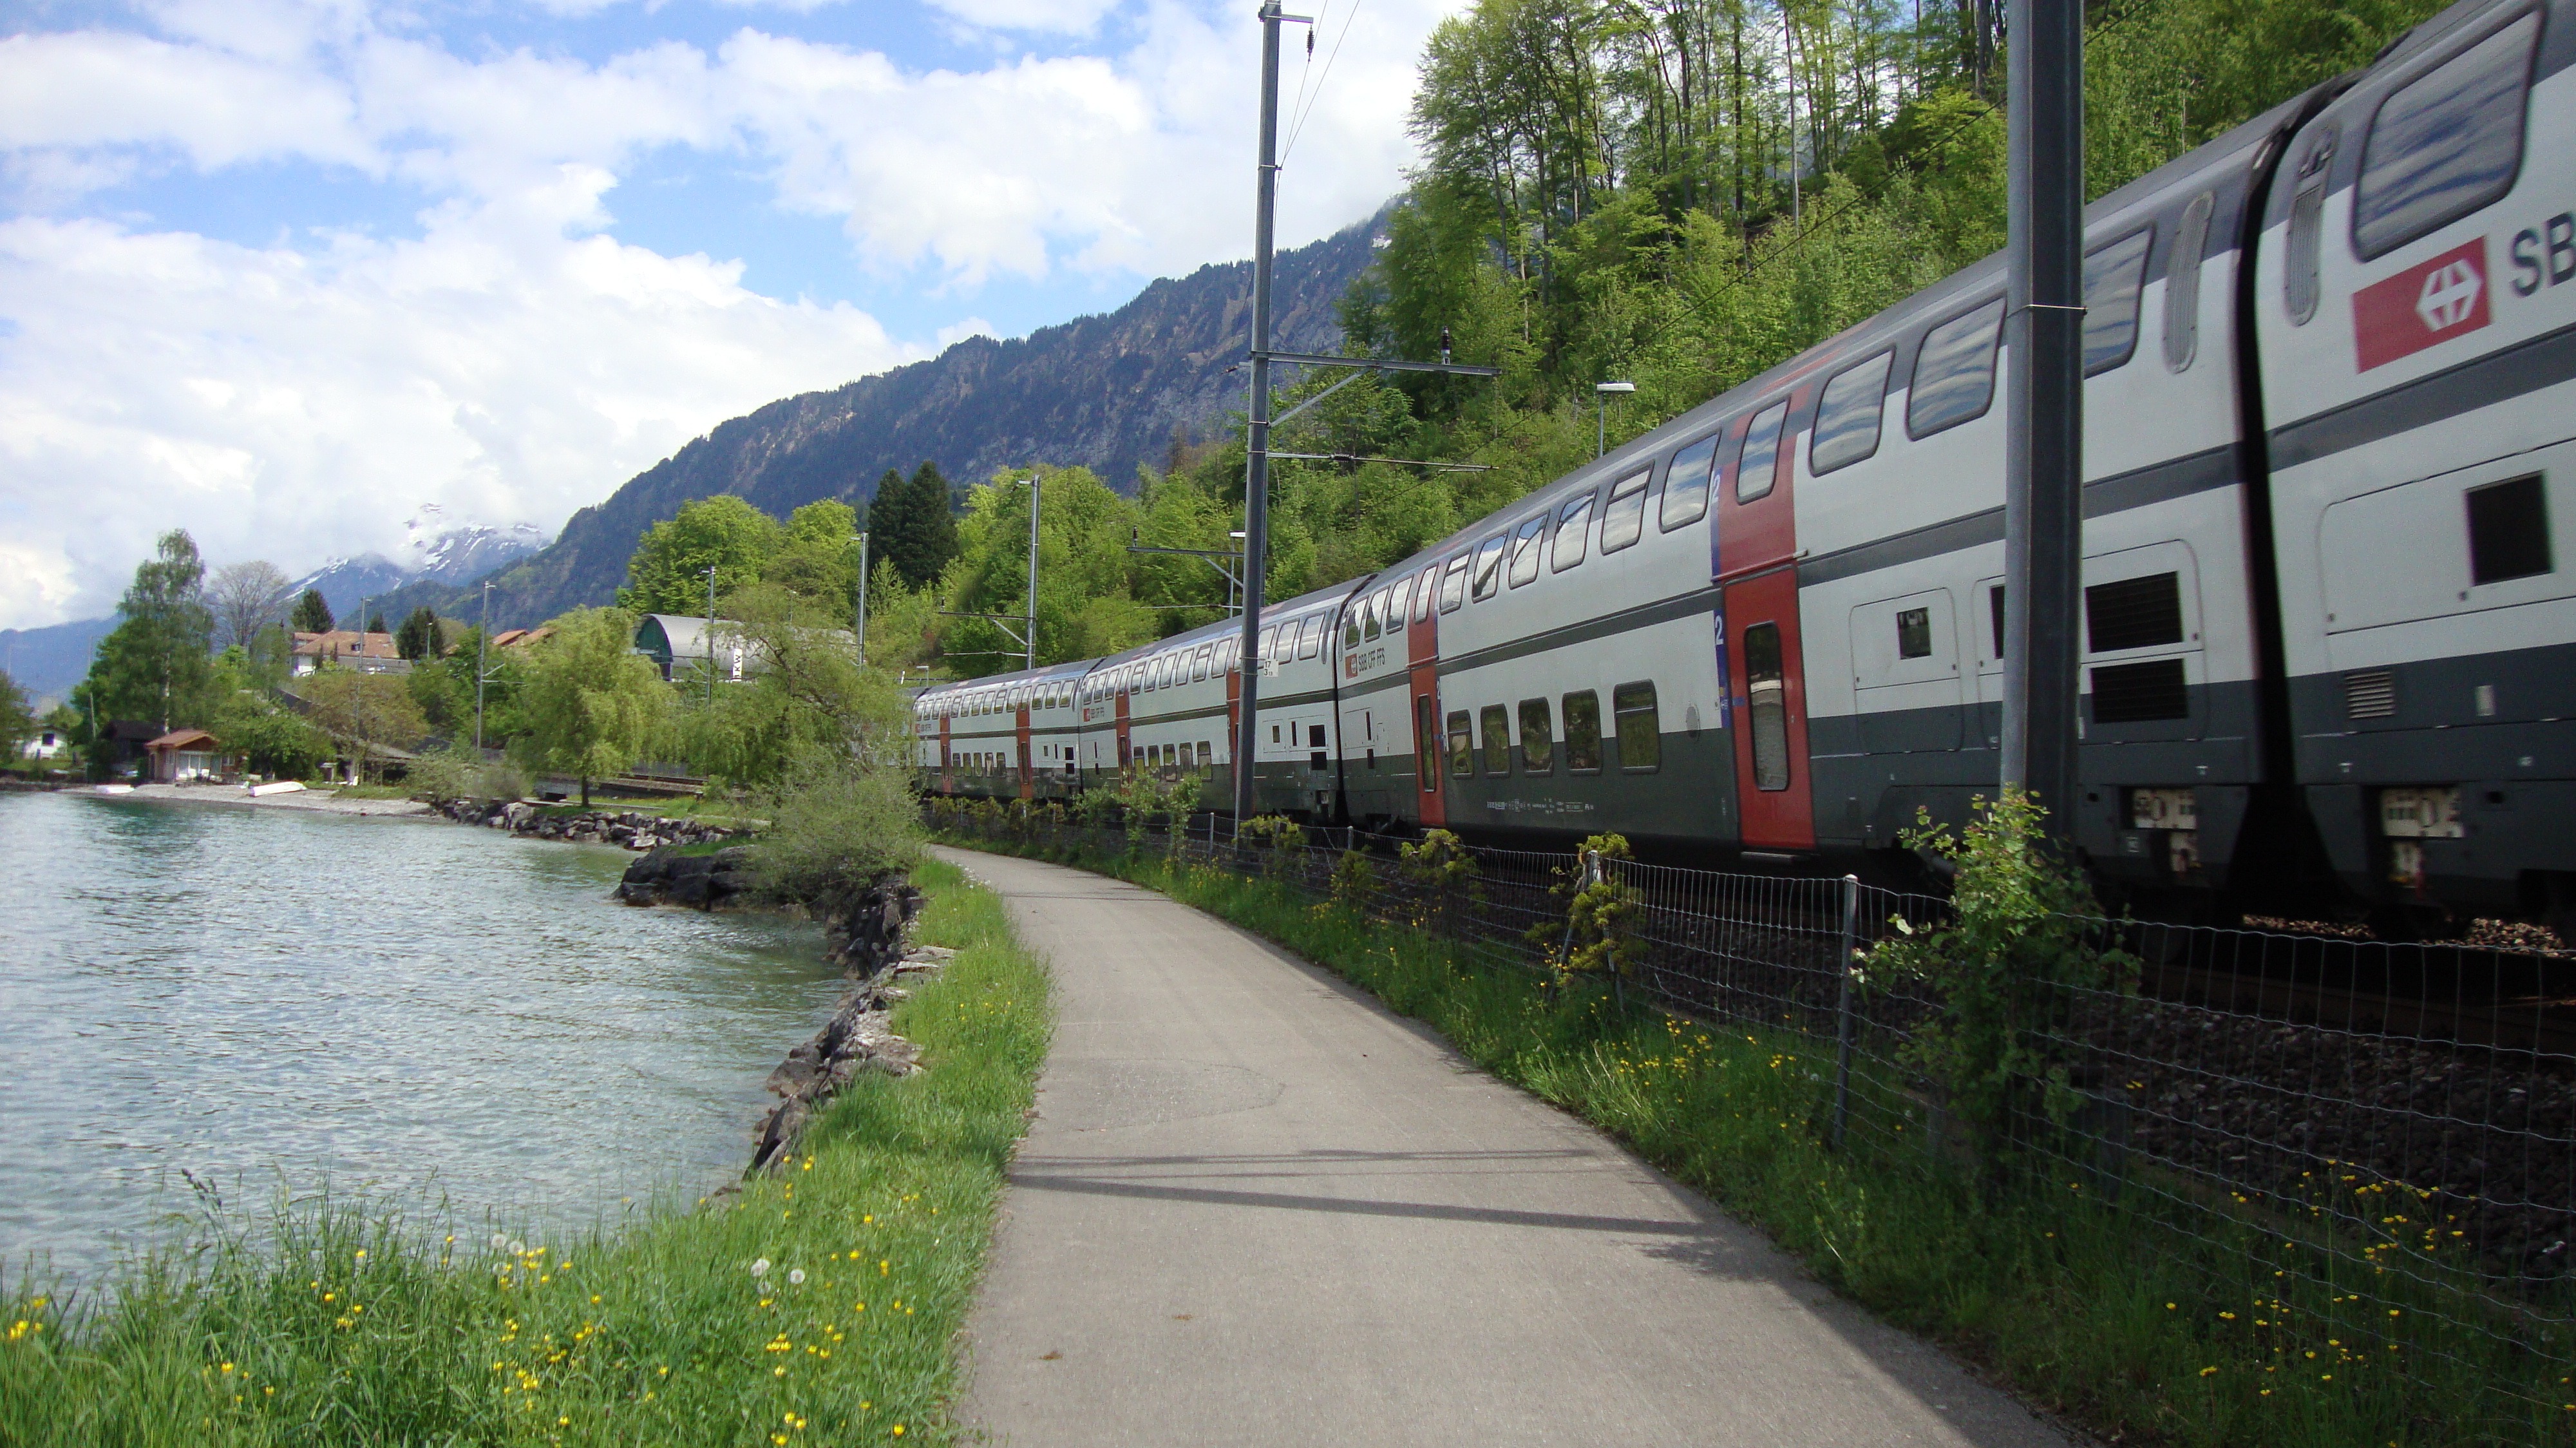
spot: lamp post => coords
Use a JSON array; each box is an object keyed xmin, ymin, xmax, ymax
[
  {"xmin": 1595, "ymin": 380, "xmax": 1635, "ymax": 458},
  {"xmin": 475, "ymin": 579, "xmax": 491, "ymax": 750}
]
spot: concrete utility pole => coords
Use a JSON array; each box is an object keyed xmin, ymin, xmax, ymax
[
  {"xmin": 1233, "ymin": 0, "xmax": 1304, "ymax": 824},
  {"xmin": 475, "ymin": 579, "xmax": 491, "ymax": 750},
  {"xmin": 2000, "ymin": 0, "xmax": 2085, "ymax": 832},
  {"xmin": 705, "ymin": 565, "xmax": 719, "ymax": 708},
  {"xmin": 852, "ymin": 531, "xmax": 870, "ymax": 668},
  {"xmin": 1023, "ymin": 478, "xmax": 1040, "ymax": 676}
]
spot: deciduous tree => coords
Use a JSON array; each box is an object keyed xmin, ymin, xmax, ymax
[
  {"xmin": 513, "ymin": 607, "xmax": 668, "ymax": 805},
  {"xmin": 300, "ymin": 669, "xmax": 430, "ymax": 783},
  {"xmin": 619, "ymin": 496, "xmax": 784, "ymax": 616},
  {"xmin": 85, "ymin": 529, "xmax": 218, "ymax": 734},
  {"xmin": 207, "ymin": 560, "xmax": 293, "ymax": 651}
]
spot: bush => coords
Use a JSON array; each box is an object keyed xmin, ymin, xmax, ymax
[
  {"xmin": 745, "ymin": 756, "xmax": 924, "ymax": 902},
  {"xmin": 403, "ymin": 746, "xmax": 527, "ymax": 805}
]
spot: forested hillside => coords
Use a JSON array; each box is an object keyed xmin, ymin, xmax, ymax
[{"xmin": 896, "ymin": 0, "xmax": 2445, "ymax": 679}]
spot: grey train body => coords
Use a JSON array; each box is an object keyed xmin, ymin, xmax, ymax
[{"xmin": 916, "ymin": 0, "xmax": 2576, "ymax": 933}]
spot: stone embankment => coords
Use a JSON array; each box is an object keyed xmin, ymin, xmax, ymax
[
  {"xmin": 748, "ymin": 875, "xmax": 929, "ymax": 1173},
  {"xmin": 437, "ymin": 798, "xmax": 741, "ymax": 852},
  {"xmin": 615, "ymin": 846, "xmax": 753, "ymax": 910}
]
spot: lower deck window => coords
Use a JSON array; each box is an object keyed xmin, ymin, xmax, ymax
[
  {"xmin": 1519, "ymin": 698, "xmax": 1553, "ymax": 774},
  {"xmin": 1446, "ymin": 710, "xmax": 1474, "ymax": 777},
  {"xmin": 1614, "ymin": 681, "xmax": 1662, "ymax": 772},
  {"xmin": 2090, "ymin": 658, "xmax": 2190, "ymax": 723},
  {"xmin": 1416, "ymin": 696, "xmax": 1439, "ymax": 790},
  {"xmin": 1563, "ymin": 691, "xmax": 1602, "ymax": 772},
  {"xmin": 1480, "ymin": 705, "xmax": 1512, "ymax": 776},
  {"xmin": 1742, "ymin": 626, "xmax": 1788, "ymax": 790}
]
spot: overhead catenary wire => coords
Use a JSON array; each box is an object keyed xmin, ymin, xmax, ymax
[{"xmin": 1282, "ymin": 0, "xmax": 1365, "ymax": 162}]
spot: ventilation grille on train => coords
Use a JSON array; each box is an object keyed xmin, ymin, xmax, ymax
[
  {"xmin": 2344, "ymin": 669, "xmax": 2397, "ymax": 720},
  {"xmin": 2085, "ymin": 571, "xmax": 2185, "ymax": 653},
  {"xmin": 2091, "ymin": 659, "xmax": 2190, "ymax": 723}
]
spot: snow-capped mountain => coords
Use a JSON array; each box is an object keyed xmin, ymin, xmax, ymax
[{"xmin": 289, "ymin": 513, "xmax": 549, "ymax": 625}]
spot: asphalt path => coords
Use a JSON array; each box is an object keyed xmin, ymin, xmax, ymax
[{"xmin": 943, "ymin": 846, "xmax": 2071, "ymax": 1448}]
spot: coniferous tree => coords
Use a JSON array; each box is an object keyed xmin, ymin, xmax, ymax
[
  {"xmin": 395, "ymin": 607, "xmax": 441, "ymax": 660},
  {"xmin": 292, "ymin": 589, "xmax": 335, "ymax": 634},
  {"xmin": 869, "ymin": 462, "xmax": 960, "ymax": 589}
]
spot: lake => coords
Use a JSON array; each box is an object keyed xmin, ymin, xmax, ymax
[{"xmin": 0, "ymin": 791, "xmax": 840, "ymax": 1281}]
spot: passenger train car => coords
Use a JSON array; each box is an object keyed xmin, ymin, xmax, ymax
[{"xmin": 916, "ymin": 0, "xmax": 2575, "ymax": 935}]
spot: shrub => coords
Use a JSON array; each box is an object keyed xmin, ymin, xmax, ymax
[
  {"xmin": 744, "ymin": 754, "xmax": 924, "ymax": 901},
  {"xmin": 1235, "ymin": 814, "xmax": 1307, "ymax": 880},
  {"xmin": 1542, "ymin": 833, "xmax": 1641, "ymax": 982}
]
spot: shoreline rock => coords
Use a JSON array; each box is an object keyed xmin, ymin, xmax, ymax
[
  {"xmin": 615, "ymin": 846, "xmax": 753, "ymax": 910},
  {"xmin": 435, "ymin": 797, "xmax": 742, "ymax": 852},
  {"xmin": 747, "ymin": 874, "xmax": 929, "ymax": 1174}
]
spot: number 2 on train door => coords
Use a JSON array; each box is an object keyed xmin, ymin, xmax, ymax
[{"xmin": 1725, "ymin": 570, "xmax": 1815, "ymax": 851}]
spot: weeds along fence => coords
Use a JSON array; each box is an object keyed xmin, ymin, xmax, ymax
[{"xmin": 929, "ymin": 799, "xmax": 2575, "ymax": 1435}]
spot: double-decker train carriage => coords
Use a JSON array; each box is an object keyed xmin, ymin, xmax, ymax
[{"xmin": 916, "ymin": 0, "xmax": 2574, "ymax": 935}]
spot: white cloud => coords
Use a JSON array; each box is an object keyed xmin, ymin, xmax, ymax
[
  {"xmin": 0, "ymin": 0, "xmax": 1464, "ymax": 626},
  {"xmin": 0, "ymin": 171, "xmax": 916, "ymax": 627}
]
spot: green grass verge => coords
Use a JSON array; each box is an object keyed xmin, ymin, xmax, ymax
[
  {"xmin": 940, "ymin": 833, "xmax": 2572, "ymax": 1448},
  {"xmin": 0, "ymin": 856, "xmax": 1048, "ymax": 1447}
]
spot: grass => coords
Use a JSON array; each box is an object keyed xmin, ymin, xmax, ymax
[
  {"xmin": 940, "ymin": 832, "xmax": 2575, "ymax": 1448},
  {"xmin": 0, "ymin": 856, "xmax": 1048, "ymax": 1447}
]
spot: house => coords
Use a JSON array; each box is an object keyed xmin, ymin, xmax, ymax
[
  {"xmin": 21, "ymin": 727, "xmax": 64, "ymax": 761},
  {"xmin": 290, "ymin": 631, "xmax": 408, "ymax": 676},
  {"xmin": 488, "ymin": 626, "xmax": 554, "ymax": 651},
  {"xmin": 97, "ymin": 720, "xmax": 162, "ymax": 777},
  {"xmin": 146, "ymin": 728, "xmax": 235, "ymax": 783}
]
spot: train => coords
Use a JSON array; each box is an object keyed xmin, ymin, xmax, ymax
[{"xmin": 915, "ymin": 0, "xmax": 2575, "ymax": 938}]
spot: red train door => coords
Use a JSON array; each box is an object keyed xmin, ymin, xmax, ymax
[
  {"xmin": 1016, "ymin": 704, "xmax": 1034, "ymax": 800},
  {"xmin": 1718, "ymin": 395, "xmax": 1815, "ymax": 853},
  {"xmin": 1408, "ymin": 564, "xmax": 1446, "ymax": 830},
  {"xmin": 1114, "ymin": 688, "xmax": 1132, "ymax": 777},
  {"xmin": 1226, "ymin": 662, "xmax": 1242, "ymax": 806},
  {"xmin": 938, "ymin": 714, "xmax": 953, "ymax": 795}
]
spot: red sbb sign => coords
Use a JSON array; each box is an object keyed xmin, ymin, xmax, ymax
[{"xmin": 2353, "ymin": 237, "xmax": 2491, "ymax": 371}]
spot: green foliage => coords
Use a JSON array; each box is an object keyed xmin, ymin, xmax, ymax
[
  {"xmin": 743, "ymin": 751, "xmax": 925, "ymax": 902},
  {"xmin": 1327, "ymin": 846, "xmax": 1378, "ymax": 911},
  {"xmin": 290, "ymin": 588, "xmax": 333, "ymax": 634},
  {"xmin": 0, "ymin": 859, "xmax": 1048, "ymax": 1448},
  {"xmin": 298, "ymin": 670, "xmax": 431, "ymax": 783},
  {"xmin": 1234, "ymin": 814, "xmax": 1306, "ymax": 879},
  {"xmin": 244, "ymin": 625, "xmax": 291, "ymax": 691},
  {"xmin": 211, "ymin": 693, "xmax": 329, "ymax": 779},
  {"xmin": 0, "ymin": 670, "xmax": 33, "ymax": 763},
  {"xmin": 511, "ymin": 607, "xmax": 668, "ymax": 803},
  {"xmin": 660, "ymin": 585, "xmax": 907, "ymax": 792},
  {"xmin": 864, "ymin": 462, "xmax": 961, "ymax": 591},
  {"xmin": 619, "ymin": 495, "xmax": 786, "ymax": 616},
  {"xmin": 402, "ymin": 743, "xmax": 526, "ymax": 805},
  {"xmin": 84, "ymin": 529, "xmax": 218, "ymax": 734},
  {"xmin": 1862, "ymin": 790, "xmax": 2137, "ymax": 1147},
  {"xmin": 1397, "ymin": 829, "xmax": 1479, "ymax": 895},
  {"xmin": 1543, "ymin": 833, "xmax": 1641, "ymax": 981}
]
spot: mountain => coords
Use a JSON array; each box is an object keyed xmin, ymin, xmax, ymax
[
  {"xmin": 290, "ymin": 514, "xmax": 551, "ymax": 626},
  {"xmin": 453, "ymin": 207, "xmax": 1389, "ymax": 629},
  {"xmin": 1, "ymin": 616, "xmax": 117, "ymax": 709}
]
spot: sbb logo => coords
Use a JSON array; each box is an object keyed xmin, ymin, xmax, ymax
[{"xmin": 2353, "ymin": 238, "xmax": 2491, "ymax": 370}]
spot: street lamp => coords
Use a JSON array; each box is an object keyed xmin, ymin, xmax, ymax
[
  {"xmin": 1595, "ymin": 380, "xmax": 1635, "ymax": 459},
  {"xmin": 849, "ymin": 531, "xmax": 869, "ymax": 668}
]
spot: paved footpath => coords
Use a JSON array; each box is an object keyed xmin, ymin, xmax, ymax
[{"xmin": 945, "ymin": 846, "xmax": 2071, "ymax": 1448}]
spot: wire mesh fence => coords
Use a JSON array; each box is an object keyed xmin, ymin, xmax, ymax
[{"xmin": 929, "ymin": 799, "xmax": 2575, "ymax": 1433}]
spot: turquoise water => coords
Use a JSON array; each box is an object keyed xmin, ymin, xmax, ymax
[{"xmin": 0, "ymin": 792, "xmax": 840, "ymax": 1281}]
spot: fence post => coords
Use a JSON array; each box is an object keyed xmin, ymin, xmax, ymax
[{"xmin": 1833, "ymin": 873, "xmax": 1859, "ymax": 1150}]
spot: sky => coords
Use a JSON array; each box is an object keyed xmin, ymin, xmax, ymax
[{"xmin": 0, "ymin": 0, "xmax": 1461, "ymax": 631}]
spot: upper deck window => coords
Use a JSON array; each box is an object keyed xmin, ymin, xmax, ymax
[
  {"xmin": 1507, "ymin": 514, "xmax": 1548, "ymax": 587},
  {"xmin": 1736, "ymin": 400, "xmax": 1790, "ymax": 502},
  {"xmin": 2083, "ymin": 228, "xmax": 2153, "ymax": 375},
  {"xmin": 1552, "ymin": 493, "xmax": 1593, "ymax": 571},
  {"xmin": 1908, "ymin": 298, "xmax": 2003, "ymax": 437},
  {"xmin": 1598, "ymin": 468, "xmax": 1653, "ymax": 553},
  {"xmin": 1298, "ymin": 615, "xmax": 1325, "ymax": 658},
  {"xmin": 2356, "ymin": 12, "xmax": 2537, "ymax": 260},
  {"xmin": 1661, "ymin": 433, "xmax": 1719, "ymax": 529},
  {"xmin": 1471, "ymin": 534, "xmax": 1508, "ymax": 600},
  {"xmin": 1810, "ymin": 353, "xmax": 1893, "ymax": 473}
]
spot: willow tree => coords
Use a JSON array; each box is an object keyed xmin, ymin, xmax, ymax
[{"xmin": 514, "ymin": 607, "xmax": 668, "ymax": 806}]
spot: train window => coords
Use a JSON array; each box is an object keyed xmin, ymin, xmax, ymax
[
  {"xmin": 1362, "ymin": 591, "xmax": 1383, "ymax": 641},
  {"xmin": 1416, "ymin": 567, "xmax": 1438, "ymax": 621},
  {"xmin": 1811, "ymin": 352, "xmax": 1893, "ymax": 473},
  {"xmin": 2468, "ymin": 474, "xmax": 2552, "ymax": 584},
  {"xmin": 1446, "ymin": 710, "xmax": 1475, "ymax": 777},
  {"xmin": 1258, "ymin": 627, "xmax": 1277, "ymax": 662},
  {"xmin": 1508, "ymin": 514, "xmax": 1548, "ymax": 588},
  {"xmin": 1198, "ymin": 741, "xmax": 1213, "ymax": 774},
  {"xmin": 1480, "ymin": 705, "xmax": 1513, "ymax": 776},
  {"xmin": 1908, "ymin": 298, "xmax": 2004, "ymax": 437},
  {"xmin": 1897, "ymin": 607, "xmax": 1933, "ymax": 660},
  {"xmin": 2285, "ymin": 126, "xmax": 2336, "ymax": 325},
  {"xmin": 2354, "ymin": 12, "xmax": 2537, "ymax": 260},
  {"xmin": 1562, "ymin": 691, "xmax": 1602, "ymax": 772},
  {"xmin": 1472, "ymin": 534, "xmax": 1508, "ymax": 600},
  {"xmin": 1745, "ymin": 625, "xmax": 1790, "ymax": 790},
  {"xmin": 1989, "ymin": 584, "xmax": 2007, "ymax": 660},
  {"xmin": 2083, "ymin": 229, "xmax": 2153, "ymax": 375},
  {"xmin": 1613, "ymin": 681, "xmax": 1662, "ymax": 772},
  {"xmin": 1736, "ymin": 400, "xmax": 1789, "ymax": 502},
  {"xmin": 1416, "ymin": 697, "xmax": 1440, "ymax": 789},
  {"xmin": 1298, "ymin": 615, "xmax": 1326, "ymax": 658},
  {"xmin": 1518, "ymin": 699, "xmax": 1554, "ymax": 774},
  {"xmin": 1553, "ymin": 493, "xmax": 1594, "ymax": 571},
  {"xmin": 1662, "ymin": 433, "xmax": 1719, "ymax": 529},
  {"xmin": 1345, "ymin": 604, "xmax": 1364, "ymax": 651},
  {"xmin": 2085, "ymin": 572, "xmax": 2185, "ymax": 653},
  {"xmin": 1192, "ymin": 643, "xmax": 1212, "ymax": 681},
  {"xmin": 1600, "ymin": 468, "xmax": 1653, "ymax": 553},
  {"xmin": 1385, "ymin": 578, "xmax": 1407, "ymax": 633},
  {"xmin": 2164, "ymin": 193, "xmax": 2214, "ymax": 373},
  {"xmin": 1440, "ymin": 557, "xmax": 1469, "ymax": 612}
]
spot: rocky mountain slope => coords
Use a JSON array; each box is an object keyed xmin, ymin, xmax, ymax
[{"xmin": 452, "ymin": 208, "xmax": 1385, "ymax": 629}]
